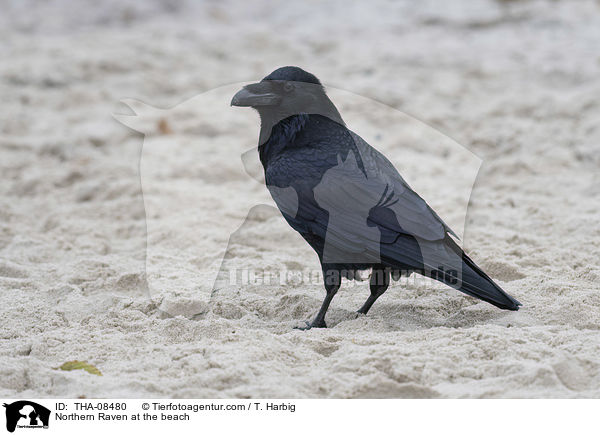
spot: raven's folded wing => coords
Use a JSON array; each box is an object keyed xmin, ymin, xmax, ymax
[
  {"xmin": 349, "ymin": 130, "xmax": 458, "ymax": 242},
  {"xmin": 264, "ymin": 121, "xmax": 457, "ymax": 261}
]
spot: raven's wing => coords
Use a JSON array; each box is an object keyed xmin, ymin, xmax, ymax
[
  {"xmin": 265, "ymin": 147, "xmax": 382, "ymax": 259},
  {"xmin": 348, "ymin": 130, "xmax": 458, "ymax": 241},
  {"xmin": 265, "ymin": 124, "xmax": 457, "ymax": 246}
]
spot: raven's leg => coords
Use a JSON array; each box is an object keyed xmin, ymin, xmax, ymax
[
  {"xmin": 357, "ymin": 266, "xmax": 390, "ymax": 315},
  {"xmin": 296, "ymin": 268, "xmax": 340, "ymax": 330}
]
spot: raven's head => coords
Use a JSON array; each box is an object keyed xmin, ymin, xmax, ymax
[{"xmin": 231, "ymin": 66, "xmax": 343, "ymax": 135}]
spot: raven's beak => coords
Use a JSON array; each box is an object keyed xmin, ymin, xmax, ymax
[{"xmin": 231, "ymin": 83, "xmax": 281, "ymax": 107}]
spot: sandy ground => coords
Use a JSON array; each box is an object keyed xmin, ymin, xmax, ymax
[{"xmin": 1, "ymin": 0, "xmax": 600, "ymax": 398}]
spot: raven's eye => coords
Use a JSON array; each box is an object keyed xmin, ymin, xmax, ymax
[{"xmin": 283, "ymin": 82, "xmax": 294, "ymax": 93}]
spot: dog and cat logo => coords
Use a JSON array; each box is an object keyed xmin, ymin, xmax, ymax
[{"xmin": 3, "ymin": 401, "xmax": 50, "ymax": 432}]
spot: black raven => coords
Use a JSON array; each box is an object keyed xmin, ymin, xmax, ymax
[{"xmin": 231, "ymin": 66, "xmax": 521, "ymax": 329}]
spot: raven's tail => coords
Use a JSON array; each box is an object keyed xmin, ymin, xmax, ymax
[
  {"xmin": 379, "ymin": 234, "xmax": 521, "ymax": 310},
  {"xmin": 440, "ymin": 237, "xmax": 521, "ymax": 310}
]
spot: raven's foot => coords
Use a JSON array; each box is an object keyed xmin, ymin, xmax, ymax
[
  {"xmin": 294, "ymin": 320, "xmax": 327, "ymax": 330},
  {"xmin": 293, "ymin": 321, "xmax": 312, "ymax": 331}
]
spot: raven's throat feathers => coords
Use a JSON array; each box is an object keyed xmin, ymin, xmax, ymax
[{"xmin": 258, "ymin": 114, "xmax": 309, "ymax": 167}]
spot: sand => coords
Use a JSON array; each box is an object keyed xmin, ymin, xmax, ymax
[{"xmin": 1, "ymin": 0, "xmax": 599, "ymax": 398}]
